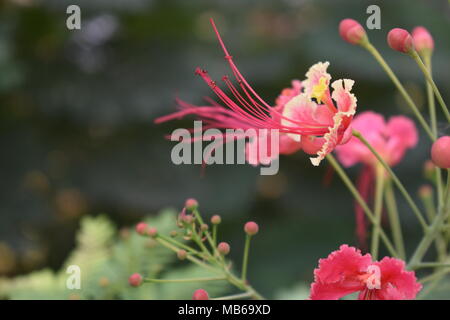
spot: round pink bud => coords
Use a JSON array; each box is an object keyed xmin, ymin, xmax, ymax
[
  {"xmin": 135, "ymin": 222, "xmax": 148, "ymax": 235},
  {"xmin": 217, "ymin": 242, "xmax": 230, "ymax": 255},
  {"xmin": 211, "ymin": 215, "xmax": 221, "ymax": 225},
  {"xmin": 431, "ymin": 136, "xmax": 450, "ymax": 169},
  {"xmin": 418, "ymin": 185, "xmax": 433, "ymax": 198},
  {"xmin": 244, "ymin": 221, "xmax": 259, "ymax": 236},
  {"xmin": 192, "ymin": 289, "xmax": 209, "ymax": 300},
  {"xmin": 182, "ymin": 214, "xmax": 194, "ymax": 224},
  {"xmin": 177, "ymin": 249, "xmax": 187, "ymax": 260},
  {"xmin": 339, "ymin": 19, "xmax": 367, "ymax": 45},
  {"xmin": 147, "ymin": 227, "xmax": 158, "ymax": 238},
  {"xmin": 185, "ymin": 198, "xmax": 198, "ymax": 210},
  {"xmin": 128, "ymin": 273, "xmax": 143, "ymax": 287},
  {"xmin": 412, "ymin": 26, "xmax": 434, "ymax": 54},
  {"xmin": 387, "ymin": 28, "xmax": 414, "ymax": 53}
]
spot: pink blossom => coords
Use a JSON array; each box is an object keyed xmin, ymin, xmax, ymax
[
  {"xmin": 335, "ymin": 111, "xmax": 418, "ymax": 168},
  {"xmin": 155, "ymin": 19, "xmax": 358, "ymax": 167},
  {"xmin": 310, "ymin": 245, "xmax": 422, "ymax": 300},
  {"xmin": 334, "ymin": 112, "xmax": 418, "ymax": 247}
]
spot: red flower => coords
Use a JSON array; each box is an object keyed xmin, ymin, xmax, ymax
[{"xmin": 310, "ymin": 245, "xmax": 422, "ymax": 300}]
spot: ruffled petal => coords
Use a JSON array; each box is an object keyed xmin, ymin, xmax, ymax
[
  {"xmin": 373, "ymin": 257, "xmax": 422, "ymax": 300},
  {"xmin": 303, "ymin": 62, "xmax": 332, "ymax": 100},
  {"xmin": 309, "ymin": 79, "xmax": 357, "ymax": 166},
  {"xmin": 309, "ymin": 245, "xmax": 372, "ymax": 300}
]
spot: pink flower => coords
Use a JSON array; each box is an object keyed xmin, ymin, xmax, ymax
[
  {"xmin": 335, "ymin": 111, "xmax": 418, "ymax": 168},
  {"xmin": 310, "ymin": 245, "xmax": 422, "ymax": 300},
  {"xmin": 334, "ymin": 112, "xmax": 418, "ymax": 247},
  {"xmin": 155, "ymin": 19, "xmax": 358, "ymax": 167}
]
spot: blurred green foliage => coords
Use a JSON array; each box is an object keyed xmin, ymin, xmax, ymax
[{"xmin": 0, "ymin": 209, "xmax": 232, "ymax": 299}]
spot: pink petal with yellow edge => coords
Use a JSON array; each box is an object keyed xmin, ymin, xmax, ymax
[
  {"xmin": 303, "ymin": 61, "xmax": 332, "ymax": 98},
  {"xmin": 310, "ymin": 79, "xmax": 357, "ymax": 166}
]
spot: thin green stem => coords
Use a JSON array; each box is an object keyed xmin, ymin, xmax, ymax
[
  {"xmin": 361, "ymin": 41, "xmax": 435, "ymax": 140},
  {"xmin": 419, "ymin": 268, "xmax": 450, "ymax": 284},
  {"xmin": 408, "ymin": 170, "xmax": 450, "ymax": 268},
  {"xmin": 371, "ymin": 166, "xmax": 385, "ymax": 260},
  {"xmin": 423, "ymin": 54, "xmax": 445, "ymax": 217},
  {"xmin": 241, "ymin": 234, "xmax": 251, "ymax": 282},
  {"xmin": 155, "ymin": 236, "xmax": 219, "ymax": 273},
  {"xmin": 411, "ymin": 262, "xmax": 450, "ymax": 270},
  {"xmin": 410, "ymin": 50, "xmax": 450, "ymax": 123},
  {"xmin": 213, "ymin": 292, "xmax": 253, "ymax": 300},
  {"xmin": 157, "ymin": 233, "xmax": 204, "ymax": 258},
  {"xmin": 326, "ymin": 154, "xmax": 398, "ymax": 257},
  {"xmin": 212, "ymin": 224, "xmax": 218, "ymax": 246},
  {"xmin": 384, "ymin": 180, "xmax": 406, "ymax": 260},
  {"xmin": 193, "ymin": 209, "xmax": 221, "ymax": 258},
  {"xmin": 144, "ymin": 276, "xmax": 227, "ymax": 283},
  {"xmin": 423, "ymin": 55, "xmax": 437, "ymax": 134},
  {"xmin": 353, "ymin": 130, "xmax": 428, "ymax": 231},
  {"xmin": 419, "ymin": 187, "xmax": 447, "ymax": 261}
]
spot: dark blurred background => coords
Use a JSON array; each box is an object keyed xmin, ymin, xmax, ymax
[{"xmin": 0, "ymin": 0, "xmax": 449, "ymax": 297}]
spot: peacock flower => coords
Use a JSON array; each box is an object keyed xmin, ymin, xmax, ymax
[
  {"xmin": 155, "ymin": 19, "xmax": 358, "ymax": 167},
  {"xmin": 335, "ymin": 111, "xmax": 418, "ymax": 168},
  {"xmin": 334, "ymin": 111, "xmax": 418, "ymax": 247},
  {"xmin": 310, "ymin": 245, "xmax": 422, "ymax": 300}
]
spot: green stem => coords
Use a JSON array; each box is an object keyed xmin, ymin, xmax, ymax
[
  {"xmin": 384, "ymin": 180, "xmax": 406, "ymax": 260},
  {"xmin": 212, "ymin": 224, "xmax": 218, "ymax": 246},
  {"xmin": 361, "ymin": 41, "xmax": 435, "ymax": 140},
  {"xmin": 410, "ymin": 50, "xmax": 450, "ymax": 123},
  {"xmin": 193, "ymin": 209, "xmax": 221, "ymax": 258},
  {"xmin": 353, "ymin": 130, "xmax": 428, "ymax": 231},
  {"xmin": 326, "ymin": 154, "xmax": 398, "ymax": 257},
  {"xmin": 241, "ymin": 234, "xmax": 251, "ymax": 281},
  {"xmin": 158, "ymin": 233, "xmax": 204, "ymax": 258},
  {"xmin": 408, "ymin": 170, "xmax": 450, "ymax": 268},
  {"xmin": 419, "ymin": 268, "xmax": 450, "ymax": 284},
  {"xmin": 371, "ymin": 166, "xmax": 385, "ymax": 260},
  {"xmin": 411, "ymin": 262, "xmax": 450, "ymax": 270},
  {"xmin": 144, "ymin": 276, "xmax": 227, "ymax": 283},
  {"xmin": 213, "ymin": 292, "xmax": 253, "ymax": 300},
  {"xmin": 155, "ymin": 236, "xmax": 219, "ymax": 273},
  {"xmin": 423, "ymin": 55, "xmax": 438, "ymax": 134}
]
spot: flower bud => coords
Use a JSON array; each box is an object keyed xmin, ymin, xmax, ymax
[
  {"xmin": 412, "ymin": 26, "xmax": 434, "ymax": 55},
  {"xmin": 169, "ymin": 230, "xmax": 178, "ymax": 238},
  {"xmin": 200, "ymin": 224, "xmax": 209, "ymax": 231},
  {"xmin": 128, "ymin": 273, "xmax": 143, "ymax": 287},
  {"xmin": 211, "ymin": 215, "xmax": 222, "ymax": 225},
  {"xmin": 244, "ymin": 221, "xmax": 259, "ymax": 236},
  {"xmin": 192, "ymin": 289, "xmax": 209, "ymax": 300},
  {"xmin": 135, "ymin": 222, "xmax": 148, "ymax": 235},
  {"xmin": 431, "ymin": 136, "xmax": 450, "ymax": 169},
  {"xmin": 183, "ymin": 215, "xmax": 194, "ymax": 224},
  {"xmin": 387, "ymin": 28, "xmax": 414, "ymax": 53},
  {"xmin": 418, "ymin": 185, "xmax": 433, "ymax": 199},
  {"xmin": 147, "ymin": 227, "xmax": 158, "ymax": 238},
  {"xmin": 423, "ymin": 160, "xmax": 436, "ymax": 180},
  {"xmin": 339, "ymin": 19, "xmax": 367, "ymax": 45},
  {"xmin": 185, "ymin": 198, "xmax": 198, "ymax": 211},
  {"xmin": 177, "ymin": 249, "xmax": 187, "ymax": 260},
  {"xmin": 217, "ymin": 242, "xmax": 230, "ymax": 255}
]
